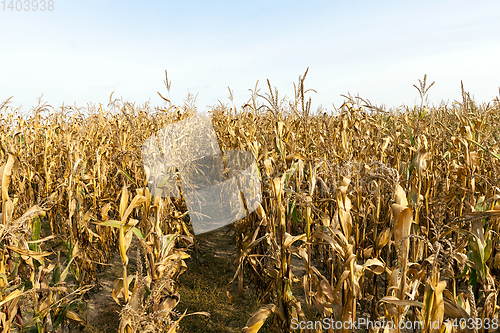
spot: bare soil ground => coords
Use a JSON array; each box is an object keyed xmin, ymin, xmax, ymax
[
  {"xmin": 82, "ymin": 224, "xmax": 266, "ymax": 332},
  {"xmin": 175, "ymin": 225, "xmax": 267, "ymax": 332}
]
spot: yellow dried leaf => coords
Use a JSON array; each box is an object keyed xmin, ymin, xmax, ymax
[
  {"xmin": 119, "ymin": 185, "xmax": 129, "ymax": 220},
  {"xmin": 120, "ymin": 194, "xmax": 147, "ymax": 225},
  {"xmin": 66, "ymin": 310, "xmax": 85, "ymax": 323},
  {"xmin": 242, "ymin": 304, "xmax": 276, "ymax": 333},
  {"xmin": 0, "ymin": 289, "xmax": 23, "ymax": 307},
  {"xmin": 282, "ymin": 233, "xmax": 306, "ymax": 249},
  {"xmin": 0, "ymin": 154, "xmax": 18, "ymax": 202},
  {"xmin": 394, "ymin": 184, "xmax": 408, "ymax": 207},
  {"xmin": 376, "ymin": 228, "xmax": 391, "ymax": 252}
]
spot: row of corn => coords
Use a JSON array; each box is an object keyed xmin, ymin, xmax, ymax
[{"xmin": 1, "ymin": 72, "xmax": 500, "ymax": 332}]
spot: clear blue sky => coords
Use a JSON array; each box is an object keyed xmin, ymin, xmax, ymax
[{"xmin": 1, "ymin": 0, "xmax": 499, "ymax": 113}]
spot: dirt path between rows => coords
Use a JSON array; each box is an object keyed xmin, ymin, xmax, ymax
[{"xmin": 83, "ymin": 224, "xmax": 264, "ymax": 332}]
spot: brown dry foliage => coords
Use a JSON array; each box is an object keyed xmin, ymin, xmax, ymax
[{"xmin": 1, "ymin": 72, "xmax": 500, "ymax": 332}]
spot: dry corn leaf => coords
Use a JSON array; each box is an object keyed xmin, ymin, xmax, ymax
[
  {"xmin": 378, "ymin": 295, "xmax": 423, "ymax": 308},
  {"xmin": 0, "ymin": 289, "xmax": 23, "ymax": 307},
  {"xmin": 242, "ymin": 304, "xmax": 277, "ymax": 333},
  {"xmin": 0, "ymin": 154, "xmax": 18, "ymax": 202},
  {"xmin": 282, "ymin": 233, "xmax": 306, "ymax": 249},
  {"xmin": 119, "ymin": 185, "xmax": 129, "ymax": 220},
  {"xmin": 6, "ymin": 246, "xmax": 51, "ymax": 262},
  {"xmin": 65, "ymin": 310, "xmax": 85, "ymax": 323},
  {"xmin": 376, "ymin": 228, "xmax": 391, "ymax": 252},
  {"xmin": 394, "ymin": 184, "xmax": 408, "ymax": 207},
  {"xmin": 392, "ymin": 204, "xmax": 412, "ymax": 260},
  {"xmin": 363, "ymin": 258, "xmax": 385, "ymax": 275}
]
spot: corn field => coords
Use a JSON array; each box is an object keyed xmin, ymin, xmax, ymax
[{"xmin": 1, "ymin": 71, "xmax": 500, "ymax": 332}]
